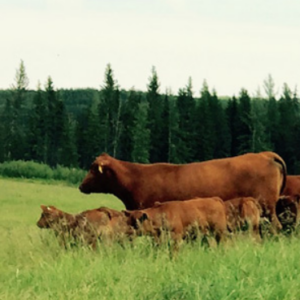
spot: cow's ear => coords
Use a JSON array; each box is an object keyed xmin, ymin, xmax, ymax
[
  {"xmin": 122, "ymin": 210, "xmax": 132, "ymax": 217},
  {"xmin": 98, "ymin": 158, "xmax": 110, "ymax": 174},
  {"xmin": 41, "ymin": 205, "xmax": 47, "ymax": 211}
]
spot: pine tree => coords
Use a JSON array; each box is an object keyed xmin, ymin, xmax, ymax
[
  {"xmin": 147, "ymin": 67, "xmax": 164, "ymax": 162},
  {"xmin": 45, "ymin": 77, "xmax": 65, "ymax": 167},
  {"xmin": 250, "ymin": 90, "xmax": 272, "ymax": 152},
  {"xmin": 210, "ymin": 89, "xmax": 231, "ymax": 158},
  {"xmin": 195, "ymin": 80, "xmax": 214, "ymax": 161},
  {"xmin": 131, "ymin": 102, "xmax": 150, "ymax": 163},
  {"xmin": 118, "ymin": 89, "xmax": 141, "ymax": 161},
  {"xmin": 26, "ymin": 82, "xmax": 48, "ymax": 162},
  {"xmin": 175, "ymin": 78, "xmax": 196, "ymax": 162},
  {"xmin": 236, "ymin": 88, "xmax": 253, "ymax": 154},
  {"xmin": 226, "ymin": 96, "xmax": 239, "ymax": 156},
  {"xmin": 277, "ymin": 83, "xmax": 299, "ymax": 173},
  {"xmin": 9, "ymin": 60, "xmax": 29, "ymax": 160},
  {"xmin": 98, "ymin": 64, "xmax": 121, "ymax": 157}
]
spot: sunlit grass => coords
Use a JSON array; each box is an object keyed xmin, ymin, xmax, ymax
[{"xmin": 1, "ymin": 178, "xmax": 300, "ymax": 300}]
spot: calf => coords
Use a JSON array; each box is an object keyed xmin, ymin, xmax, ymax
[
  {"xmin": 224, "ymin": 197, "xmax": 262, "ymax": 239},
  {"xmin": 123, "ymin": 197, "xmax": 227, "ymax": 249},
  {"xmin": 37, "ymin": 205, "xmax": 131, "ymax": 249},
  {"xmin": 276, "ymin": 195, "xmax": 300, "ymax": 232}
]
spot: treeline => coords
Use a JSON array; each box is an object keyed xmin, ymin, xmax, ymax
[{"xmin": 0, "ymin": 61, "xmax": 300, "ymax": 174}]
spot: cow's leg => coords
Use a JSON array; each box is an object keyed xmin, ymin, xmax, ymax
[{"xmin": 267, "ymin": 202, "xmax": 282, "ymax": 233}]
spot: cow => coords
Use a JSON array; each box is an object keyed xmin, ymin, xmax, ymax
[
  {"xmin": 37, "ymin": 205, "xmax": 132, "ymax": 249},
  {"xmin": 282, "ymin": 175, "xmax": 300, "ymax": 196},
  {"xmin": 276, "ymin": 195, "xmax": 300, "ymax": 232},
  {"xmin": 123, "ymin": 197, "xmax": 227, "ymax": 249},
  {"xmin": 79, "ymin": 151, "xmax": 286, "ymax": 232},
  {"xmin": 224, "ymin": 197, "xmax": 262, "ymax": 239}
]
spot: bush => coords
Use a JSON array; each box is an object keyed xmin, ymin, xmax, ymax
[{"xmin": 0, "ymin": 160, "xmax": 86, "ymax": 185}]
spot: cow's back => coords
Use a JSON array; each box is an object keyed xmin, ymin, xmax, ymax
[{"xmin": 136, "ymin": 153, "xmax": 284, "ymax": 209}]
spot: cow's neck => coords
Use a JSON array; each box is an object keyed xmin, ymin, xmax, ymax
[{"xmin": 109, "ymin": 160, "xmax": 139, "ymax": 210}]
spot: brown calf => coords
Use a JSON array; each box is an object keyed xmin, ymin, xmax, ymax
[
  {"xmin": 37, "ymin": 205, "xmax": 131, "ymax": 249},
  {"xmin": 123, "ymin": 197, "xmax": 227, "ymax": 248},
  {"xmin": 224, "ymin": 197, "xmax": 262, "ymax": 239},
  {"xmin": 79, "ymin": 151, "xmax": 286, "ymax": 232}
]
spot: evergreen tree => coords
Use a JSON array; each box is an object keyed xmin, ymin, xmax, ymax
[
  {"xmin": 210, "ymin": 89, "xmax": 231, "ymax": 158},
  {"xmin": 98, "ymin": 64, "xmax": 121, "ymax": 157},
  {"xmin": 236, "ymin": 88, "xmax": 253, "ymax": 154},
  {"xmin": 167, "ymin": 92, "xmax": 181, "ymax": 163},
  {"xmin": 26, "ymin": 82, "xmax": 48, "ymax": 162},
  {"xmin": 195, "ymin": 80, "xmax": 214, "ymax": 161},
  {"xmin": 226, "ymin": 96, "xmax": 239, "ymax": 156},
  {"xmin": 9, "ymin": 60, "xmax": 29, "ymax": 160},
  {"xmin": 45, "ymin": 77, "xmax": 65, "ymax": 167},
  {"xmin": 250, "ymin": 90, "xmax": 272, "ymax": 152},
  {"xmin": 147, "ymin": 67, "xmax": 164, "ymax": 162},
  {"xmin": 131, "ymin": 102, "xmax": 150, "ymax": 163},
  {"xmin": 160, "ymin": 93, "xmax": 170, "ymax": 162},
  {"xmin": 175, "ymin": 78, "xmax": 196, "ymax": 162},
  {"xmin": 277, "ymin": 83, "xmax": 299, "ymax": 173},
  {"xmin": 118, "ymin": 89, "xmax": 141, "ymax": 161}
]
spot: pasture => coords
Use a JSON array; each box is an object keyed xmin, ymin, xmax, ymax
[{"xmin": 1, "ymin": 178, "xmax": 300, "ymax": 300}]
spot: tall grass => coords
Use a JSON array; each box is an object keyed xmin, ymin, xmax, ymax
[
  {"xmin": 0, "ymin": 160, "xmax": 86, "ymax": 185},
  {"xmin": 1, "ymin": 178, "xmax": 300, "ymax": 300}
]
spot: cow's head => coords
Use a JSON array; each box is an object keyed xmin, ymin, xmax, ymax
[
  {"xmin": 123, "ymin": 210, "xmax": 150, "ymax": 235},
  {"xmin": 79, "ymin": 154, "xmax": 113, "ymax": 194},
  {"xmin": 36, "ymin": 205, "xmax": 63, "ymax": 228}
]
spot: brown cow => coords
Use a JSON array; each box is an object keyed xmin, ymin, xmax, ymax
[
  {"xmin": 224, "ymin": 197, "xmax": 262, "ymax": 239},
  {"xmin": 123, "ymin": 197, "xmax": 227, "ymax": 249},
  {"xmin": 79, "ymin": 151, "xmax": 286, "ymax": 231},
  {"xmin": 276, "ymin": 195, "xmax": 300, "ymax": 232},
  {"xmin": 37, "ymin": 205, "xmax": 131, "ymax": 249},
  {"xmin": 282, "ymin": 175, "xmax": 300, "ymax": 196}
]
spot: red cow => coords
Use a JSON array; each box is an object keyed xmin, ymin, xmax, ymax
[{"xmin": 79, "ymin": 151, "xmax": 286, "ymax": 231}]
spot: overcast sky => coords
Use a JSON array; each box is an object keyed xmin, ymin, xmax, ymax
[{"xmin": 1, "ymin": 0, "xmax": 300, "ymax": 97}]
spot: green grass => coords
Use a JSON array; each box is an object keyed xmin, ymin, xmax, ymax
[{"xmin": 1, "ymin": 177, "xmax": 300, "ymax": 299}]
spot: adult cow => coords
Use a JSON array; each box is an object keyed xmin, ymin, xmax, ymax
[
  {"xmin": 79, "ymin": 151, "xmax": 286, "ymax": 231},
  {"xmin": 282, "ymin": 175, "xmax": 300, "ymax": 196}
]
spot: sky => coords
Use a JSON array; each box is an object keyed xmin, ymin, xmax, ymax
[{"xmin": 1, "ymin": 0, "xmax": 300, "ymax": 97}]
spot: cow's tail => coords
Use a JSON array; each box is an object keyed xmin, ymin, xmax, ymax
[{"xmin": 260, "ymin": 151, "xmax": 287, "ymax": 195}]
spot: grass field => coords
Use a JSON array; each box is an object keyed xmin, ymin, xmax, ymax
[{"xmin": 1, "ymin": 178, "xmax": 300, "ymax": 300}]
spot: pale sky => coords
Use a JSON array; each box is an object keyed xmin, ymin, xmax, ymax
[{"xmin": 1, "ymin": 0, "xmax": 300, "ymax": 97}]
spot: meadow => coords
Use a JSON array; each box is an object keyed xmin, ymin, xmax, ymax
[{"xmin": 1, "ymin": 177, "xmax": 300, "ymax": 300}]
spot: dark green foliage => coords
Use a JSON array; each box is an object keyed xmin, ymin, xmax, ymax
[
  {"xmin": 118, "ymin": 89, "xmax": 142, "ymax": 161},
  {"xmin": 236, "ymin": 88, "xmax": 253, "ymax": 154},
  {"xmin": 277, "ymin": 84, "xmax": 299, "ymax": 173},
  {"xmin": 195, "ymin": 81, "xmax": 215, "ymax": 161},
  {"xmin": 175, "ymin": 78, "xmax": 196, "ymax": 163},
  {"xmin": 147, "ymin": 67, "xmax": 165, "ymax": 162},
  {"xmin": 131, "ymin": 101, "xmax": 150, "ymax": 163},
  {"xmin": 98, "ymin": 64, "xmax": 122, "ymax": 157},
  {"xmin": 0, "ymin": 160, "xmax": 85, "ymax": 185},
  {"xmin": 1, "ymin": 61, "xmax": 300, "ymax": 172}
]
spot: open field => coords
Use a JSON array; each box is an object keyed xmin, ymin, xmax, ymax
[{"xmin": 1, "ymin": 178, "xmax": 300, "ymax": 300}]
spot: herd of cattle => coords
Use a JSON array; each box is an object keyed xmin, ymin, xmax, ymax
[{"xmin": 37, "ymin": 151, "xmax": 300, "ymax": 250}]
